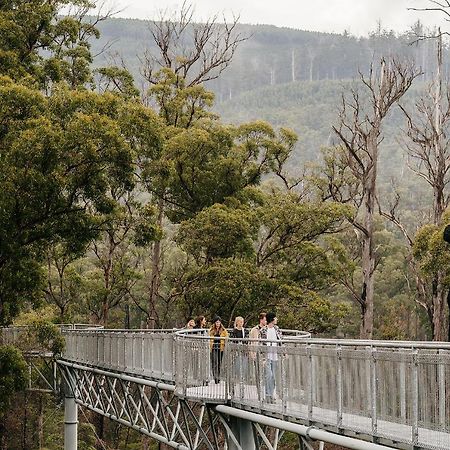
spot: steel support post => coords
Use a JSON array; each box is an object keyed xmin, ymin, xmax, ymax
[
  {"xmin": 64, "ymin": 396, "xmax": 78, "ymax": 450},
  {"xmin": 228, "ymin": 416, "xmax": 256, "ymax": 450}
]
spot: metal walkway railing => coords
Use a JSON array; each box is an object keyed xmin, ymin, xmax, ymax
[{"xmin": 59, "ymin": 328, "xmax": 450, "ymax": 450}]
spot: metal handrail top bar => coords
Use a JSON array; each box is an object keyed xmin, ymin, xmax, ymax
[
  {"xmin": 1, "ymin": 323, "xmax": 104, "ymax": 329},
  {"xmin": 176, "ymin": 334, "xmax": 450, "ymax": 348},
  {"xmin": 61, "ymin": 328, "xmax": 177, "ymax": 334},
  {"xmin": 60, "ymin": 327, "xmax": 450, "ymax": 349},
  {"xmin": 174, "ymin": 328, "xmax": 311, "ymax": 342}
]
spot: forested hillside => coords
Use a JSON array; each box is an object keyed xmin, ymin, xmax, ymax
[
  {"xmin": 93, "ymin": 17, "xmax": 444, "ymax": 183},
  {"xmin": 93, "ymin": 17, "xmax": 445, "ymax": 97}
]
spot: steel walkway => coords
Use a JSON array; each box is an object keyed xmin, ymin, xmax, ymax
[
  {"xmin": 3, "ymin": 326, "xmax": 450, "ymax": 449},
  {"xmin": 58, "ymin": 328, "xmax": 450, "ymax": 450}
]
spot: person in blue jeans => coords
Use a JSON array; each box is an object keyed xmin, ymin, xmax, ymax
[{"xmin": 260, "ymin": 312, "xmax": 282, "ymax": 403}]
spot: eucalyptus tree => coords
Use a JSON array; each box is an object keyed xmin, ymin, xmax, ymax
[
  {"xmin": 138, "ymin": 3, "xmax": 246, "ymax": 326},
  {"xmin": 0, "ymin": 1, "xmax": 163, "ymax": 324}
]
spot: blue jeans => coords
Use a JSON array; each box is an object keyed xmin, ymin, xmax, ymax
[
  {"xmin": 265, "ymin": 359, "xmax": 277, "ymax": 398},
  {"xmin": 234, "ymin": 354, "xmax": 248, "ymax": 379}
]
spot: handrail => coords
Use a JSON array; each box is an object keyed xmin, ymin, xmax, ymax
[{"xmin": 174, "ymin": 327, "xmax": 311, "ymax": 343}]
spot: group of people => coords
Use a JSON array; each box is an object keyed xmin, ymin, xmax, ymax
[{"xmin": 185, "ymin": 312, "xmax": 282, "ymax": 403}]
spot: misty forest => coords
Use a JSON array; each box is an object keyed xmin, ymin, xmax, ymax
[{"xmin": 2, "ymin": 0, "xmax": 450, "ymax": 449}]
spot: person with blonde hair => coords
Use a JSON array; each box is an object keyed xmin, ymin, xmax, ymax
[
  {"xmin": 230, "ymin": 316, "xmax": 247, "ymax": 340},
  {"xmin": 230, "ymin": 316, "xmax": 248, "ymax": 382}
]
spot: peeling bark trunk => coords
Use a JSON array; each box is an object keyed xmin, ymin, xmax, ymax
[
  {"xmin": 38, "ymin": 394, "xmax": 44, "ymax": 449},
  {"xmin": 432, "ymin": 272, "xmax": 448, "ymax": 340},
  {"xmin": 148, "ymin": 196, "xmax": 164, "ymax": 328},
  {"xmin": 359, "ymin": 133, "xmax": 378, "ymax": 339}
]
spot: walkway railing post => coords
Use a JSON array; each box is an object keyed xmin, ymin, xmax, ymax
[
  {"xmin": 412, "ymin": 348, "xmax": 419, "ymax": 447},
  {"xmin": 307, "ymin": 344, "xmax": 313, "ymax": 422},
  {"xmin": 336, "ymin": 344, "xmax": 343, "ymax": 430},
  {"xmin": 438, "ymin": 351, "xmax": 446, "ymax": 429},
  {"xmin": 370, "ymin": 346, "xmax": 377, "ymax": 438}
]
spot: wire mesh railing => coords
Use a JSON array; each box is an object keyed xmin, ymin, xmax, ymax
[
  {"xmin": 53, "ymin": 327, "xmax": 450, "ymax": 449},
  {"xmin": 0, "ymin": 324, "xmax": 103, "ymax": 347},
  {"xmin": 63, "ymin": 329, "xmax": 176, "ymax": 382}
]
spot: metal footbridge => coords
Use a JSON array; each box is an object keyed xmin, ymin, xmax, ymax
[{"xmin": 4, "ymin": 327, "xmax": 450, "ymax": 450}]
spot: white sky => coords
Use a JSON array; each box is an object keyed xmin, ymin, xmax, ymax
[{"xmin": 105, "ymin": 0, "xmax": 445, "ymax": 36}]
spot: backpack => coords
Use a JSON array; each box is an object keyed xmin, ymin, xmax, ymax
[{"xmin": 444, "ymin": 224, "xmax": 450, "ymax": 243}]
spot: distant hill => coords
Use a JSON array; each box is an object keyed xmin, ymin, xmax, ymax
[
  {"xmin": 90, "ymin": 17, "xmax": 439, "ymax": 204},
  {"xmin": 92, "ymin": 17, "xmax": 441, "ymax": 100}
]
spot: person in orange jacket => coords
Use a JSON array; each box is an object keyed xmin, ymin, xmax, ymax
[{"xmin": 209, "ymin": 316, "xmax": 229, "ymax": 383}]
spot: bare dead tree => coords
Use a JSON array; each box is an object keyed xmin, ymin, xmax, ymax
[
  {"xmin": 409, "ymin": 1, "xmax": 450, "ymax": 26},
  {"xmin": 142, "ymin": 2, "xmax": 247, "ymax": 88},
  {"xmin": 388, "ymin": 32, "xmax": 450, "ymax": 340},
  {"xmin": 399, "ymin": 34, "xmax": 450, "ymax": 224},
  {"xmin": 333, "ymin": 58, "xmax": 420, "ymax": 338}
]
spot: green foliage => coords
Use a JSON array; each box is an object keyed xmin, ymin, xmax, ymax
[
  {"xmin": 279, "ymin": 291, "xmax": 350, "ymax": 334},
  {"xmin": 149, "ymin": 68, "xmax": 216, "ymax": 127},
  {"xmin": 177, "ymin": 204, "xmax": 257, "ymax": 261},
  {"xmin": 0, "ymin": 78, "xmax": 162, "ymax": 324},
  {"xmin": 0, "ymin": 345, "xmax": 28, "ymax": 414},
  {"xmin": 28, "ymin": 319, "xmax": 65, "ymax": 354},
  {"xmin": 0, "ymin": 1, "xmax": 101, "ymax": 87},
  {"xmin": 181, "ymin": 258, "xmax": 277, "ymax": 325},
  {"xmin": 413, "ymin": 216, "xmax": 450, "ymax": 286}
]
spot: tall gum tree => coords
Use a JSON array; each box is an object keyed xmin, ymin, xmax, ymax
[{"xmin": 139, "ymin": 3, "xmax": 246, "ymax": 327}]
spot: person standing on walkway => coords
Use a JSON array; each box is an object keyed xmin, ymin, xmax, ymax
[
  {"xmin": 230, "ymin": 316, "xmax": 248, "ymax": 380},
  {"xmin": 260, "ymin": 312, "xmax": 282, "ymax": 403},
  {"xmin": 209, "ymin": 316, "xmax": 228, "ymax": 384},
  {"xmin": 230, "ymin": 316, "xmax": 247, "ymax": 340},
  {"xmin": 194, "ymin": 315, "xmax": 207, "ymax": 332},
  {"xmin": 249, "ymin": 313, "xmax": 267, "ymax": 400},
  {"xmin": 249, "ymin": 313, "xmax": 266, "ymax": 340}
]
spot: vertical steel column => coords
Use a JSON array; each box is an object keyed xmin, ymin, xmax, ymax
[
  {"xmin": 64, "ymin": 396, "xmax": 78, "ymax": 450},
  {"xmin": 228, "ymin": 416, "xmax": 256, "ymax": 450}
]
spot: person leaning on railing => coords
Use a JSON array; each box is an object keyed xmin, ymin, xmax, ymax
[{"xmin": 209, "ymin": 316, "xmax": 228, "ymax": 384}]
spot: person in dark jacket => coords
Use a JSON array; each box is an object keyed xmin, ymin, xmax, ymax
[
  {"xmin": 230, "ymin": 316, "xmax": 249, "ymax": 380},
  {"xmin": 230, "ymin": 316, "xmax": 247, "ymax": 340}
]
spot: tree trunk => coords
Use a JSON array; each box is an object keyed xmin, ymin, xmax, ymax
[
  {"xmin": 291, "ymin": 49, "xmax": 296, "ymax": 82},
  {"xmin": 22, "ymin": 391, "xmax": 28, "ymax": 450},
  {"xmin": 359, "ymin": 133, "xmax": 378, "ymax": 339},
  {"xmin": 432, "ymin": 272, "xmax": 448, "ymax": 340},
  {"xmin": 447, "ymin": 289, "xmax": 450, "ymax": 342},
  {"xmin": 38, "ymin": 394, "xmax": 44, "ymax": 449},
  {"xmin": 142, "ymin": 435, "xmax": 151, "ymax": 450},
  {"xmin": 94, "ymin": 414, "xmax": 105, "ymax": 450},
  {"xmin": 0, "ymin": 417, "xmax": 6, "ymax": 450},
  {"xmin": 148, "ymin": 196, "xmax": 164, "ymax": 328}
]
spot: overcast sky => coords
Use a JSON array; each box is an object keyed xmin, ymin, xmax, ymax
[{"xmin": 105, "ymin": 0, "xmax": 444, "ymax": 36}]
